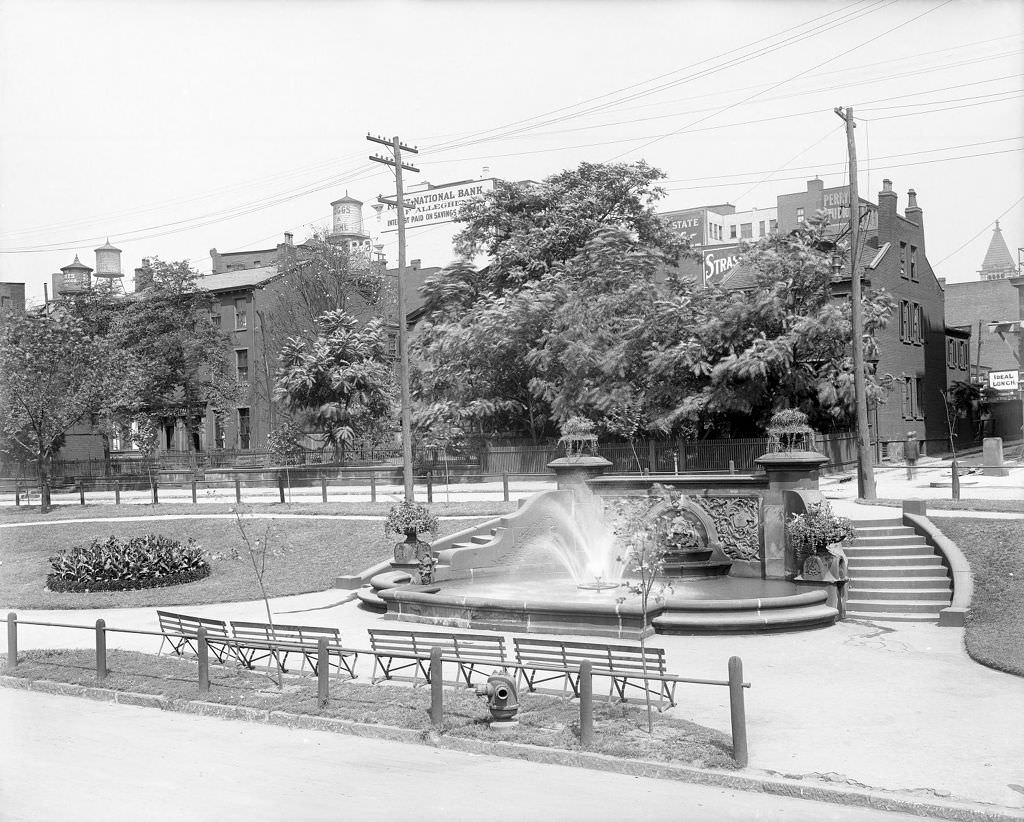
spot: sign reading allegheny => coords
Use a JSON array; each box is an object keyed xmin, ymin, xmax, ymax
[
  {"xmin": 988, "ymin": 370, "xmax": 1020, "ymax": 391},
  {"xmin": 382, "ymin": 179, "xmax": 496, "ymax": 231}
]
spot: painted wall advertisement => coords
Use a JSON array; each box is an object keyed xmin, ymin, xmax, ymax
[
  {"xmin": 381, "ymin": 179, "xmax": 495, "ymax": 231},
  {"xmin": 703, "ymin": 245, "xmax": 742, "ymax": 286},
  {"xmin": 663, "ymin": 208, "xmax": 705, "ymax": 245},
  {"xmin": 822, "ymin": 186, "xmax": 879, "ymax": 233}
]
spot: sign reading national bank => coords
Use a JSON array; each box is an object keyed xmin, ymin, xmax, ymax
[{"xmin": 382, "ymin": 178, "xmax": 496, "ymax": 232}]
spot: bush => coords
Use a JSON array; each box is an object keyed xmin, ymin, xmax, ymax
[{"xmin": 47, "ymin": 534, "xmax": 210, "ymax": 593}]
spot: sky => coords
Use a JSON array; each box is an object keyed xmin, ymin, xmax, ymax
[{"xmin": 1, "ymin": 0, "xmax": 1022, "ymax": 306}]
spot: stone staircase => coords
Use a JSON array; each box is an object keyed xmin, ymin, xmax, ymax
[{"xmin": 845, "ymin": 517, "xmax": 953, "ymax": 622}]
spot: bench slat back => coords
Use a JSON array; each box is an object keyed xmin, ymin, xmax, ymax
[
  {"xmin": 368, "ymin": 628, "xmax": 506, "ymax": 663},
  {"xmin": 230, "ymin": 621, "xmax": 340, "ymax": 645},
  {"xmin": 514, "ymin": 637, "xmax": 665, "ymax": 675},
  {"xmin": 157, "ymin": 610, "xmax": 229, "ymax": 638}
]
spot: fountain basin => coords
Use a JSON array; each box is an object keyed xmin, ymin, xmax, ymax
[{"xmin": 368, "ymin": 575, "xmax": 837, "ymax": 639}]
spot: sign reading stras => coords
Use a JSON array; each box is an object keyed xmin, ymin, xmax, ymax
[
  {"xmin": 382, "ymin": 179, "xmax": 496, "ymax": 231},
  {"xmin": 988, "ymin": 370, "xmax": 1020, "ymax": 391},
  {"xmin": 703, "ymin": 245, "xmax": 742, "ymax": 286}
]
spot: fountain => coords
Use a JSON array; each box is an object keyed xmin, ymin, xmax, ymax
[{"xmin": 356, "ymin": 421, "xmax": 840, "ymax": 638}]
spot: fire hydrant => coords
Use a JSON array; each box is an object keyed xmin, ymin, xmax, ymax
[{"xmin": 475, "ymin": 671, "xmax": 519, "ymax": 731}]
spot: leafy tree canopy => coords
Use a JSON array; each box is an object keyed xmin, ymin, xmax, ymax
[{"xmin": 274, "ymin": 310, "xmax": 396, "ymax": 456}]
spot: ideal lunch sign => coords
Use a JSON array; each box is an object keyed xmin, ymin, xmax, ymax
[{"xmin": 381, "ymin": 179, "xmax": 495, "ymax": 232}]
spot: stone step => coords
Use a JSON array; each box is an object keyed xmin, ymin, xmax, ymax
[
  {"xmin": 847, "ymin": 554, "xmax": 943, "ymax": 568},
  {"xmin": 845, "ymin": 598, "xmax": 951, "ymax": 614},
  {"xmin": 846, "ymin": 586, "xmax": 952, "ymax": 602},
  {"xmin": 653, "ymin": 603, "xmax": 838, "ymax": 634},
  {"xmin": 849, "ymin": 534, "xmax": 928, "ymax": 547},
  {"xmin": 850, "ymin": 518, "xmax": 903, "ymax": 529},
  {"xmin": 853, "ymin": 525, "xmax": 917, "ymax": 538},
  {"xmin": 847, "ymin": 576, "xmax": 950, "ymax": 589},
  {"xmin": 849, "ymin": 564, "xmax": 947, "ymax": 577},
  {"xmin": 844, "ymin": 610, "xmax": 940, "ymax": 623},
  {"xmin": 469, "ymin": 534, "xmax": 494, "ymax": 545},
  {"xmin": 844, "ymin": 545, "xmax": 938, "ymax": 559}
]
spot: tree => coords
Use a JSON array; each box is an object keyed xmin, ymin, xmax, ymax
[
  {"xmin": 647, "ymin": 220, "xmax": 895, "ymax": 436},
  {"xmin": 112, "ymin": 258, "xmax": 241, "ymax": 451},
  {"xmin": 274, "ymin": 310, "xmax": 396, "ymax": 459},
  {"xmin": 0, "ymin": 312, "xmax": 129, "ymax": 508},
  {"xmin": 254, "ymin": 228, "xmax": 387, "ymax": 430},
  {"xmin": 414, "ymin": 161, "xmax": 685, "ymax": 441}
]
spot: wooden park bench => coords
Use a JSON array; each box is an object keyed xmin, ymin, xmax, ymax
[
  {"xmin": 156, "ymin": 610, "xmax": 234, "ymax": 664},
  {"xmin": 229, "ymin": 620, "xmax": 357, "ymax": 679},
  {"xmin": 367, "ymin": 628, "xmax": 508, "ymax": 687},
  {"xmin": 513, "ymin": 637, "xmax": 677, "ymax": 709}
]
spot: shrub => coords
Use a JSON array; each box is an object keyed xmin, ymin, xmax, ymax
[
  {"xmin": 786, "ymin": 502, "xmax": 855, "ymax": 564},
  {"xmin": 47, "ymin": 534, "xmax": 210, "ymax": 593}
]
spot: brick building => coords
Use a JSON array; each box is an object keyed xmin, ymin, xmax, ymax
[{"xmin": 0, "ymin": 281, "xmax": 26, "ymax": 321}]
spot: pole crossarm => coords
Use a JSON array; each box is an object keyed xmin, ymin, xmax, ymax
[
  {"xmin": 367, "ymin": 133, "xmax": 418, "ymax": 154},
  {"xmin": 369, "ymin": 154, "xmax": 420, "ymax": 173}
]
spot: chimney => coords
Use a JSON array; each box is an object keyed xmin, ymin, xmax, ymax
[
  {"xmin": 807, "ymin": 177, "xmax": 824, "ymax": 194},
  {"xmin": 410, "ymin": 259, "xmax": 421, "ymax": 270},
  {"xmin": 284, "ymin": 232, "xmax": 294, "ymax": 245},
  {"xmin": 877, "ymin": 179, "xmax": 897, "ymax": 245},
  {"xmin": 134, "ymin": 258, "xmax": 153, "ymax": 292},
  {"xmin": 905, "ymin": 188, "xmax": 923, "ymax": 250}
]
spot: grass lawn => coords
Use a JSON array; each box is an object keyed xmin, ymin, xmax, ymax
[
  {"xmin": 859, "ymin": 498, "xmax": 1024, "ymax": 514},
  {"xmin": 0, "ymin": 502, "xmax": 513, "ymax": 610},
  {"xmin": 2, "ymin": 648, "xmax": 738, "ymax": 768},
  {"xmin": 936, "ymin": 517, "xmax": 1024, "ymax": 678}
]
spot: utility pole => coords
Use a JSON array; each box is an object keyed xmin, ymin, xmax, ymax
[
  {"xmin": 368, "ymin": 134, "xmax": 419, "ymax": 502},
  {"xmin": 834, "ymin": 106, "xmax": 877, "ymax": 500}
]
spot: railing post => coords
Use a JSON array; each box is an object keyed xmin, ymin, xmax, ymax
[
  {"xmin": 321, "ymin": 477, "xmax": 328, "ymax": 504},
  {"xmin": 502, "ymin": 471, "xmax": 510, "ymax": 502},
  {"xmin": 191, "ymin": 479, "xmax": 198, "ymax": 504},
  {"xmin": 6, "ymin": 613, "xmax": 17, "ymax": 670},
  {"xmin": 114, "ymin": 481, "xmax": 121, "ymax": 506},
  {"xmin": 370, "ymin": 474, "xmax": 376, "ymax": 503},
  {"xmin": 95, "ymin": 619, "xmax": 107, "ymax": 683},
  {"xmin": 429, "ymin": 646, "xmax": 443, "ymax": 728},
  {"xmin": 151, "ymin": 481, "xmax": 158, "ymax": 505},
  {"xmin": 318, "ymin": 637, "xmax": 329, "ymax": 707},
  {"xmin": 278, "ymin": 474, "xmax": 286, "ymax": 504},
  {"xmin": 78, "ymin": 483, "xmax": 86, "ymax": 506},
  {"xmin": 197, "ymin": 627, "xmax": 209, "ymax": 695},
  {"xmin": 579, "ymin": 660, "xmax": 593, "ymax": 747},
  {"xmin": 728, "ymin": 656, "xmax": 748, "ymax": 767},
  {"xmin": 426, "ymin": 472, "xmax": 433, "ymax": 503},
  {"xmin": 234, "ymin": 477, "xmax": 241, "ymax": 504}
]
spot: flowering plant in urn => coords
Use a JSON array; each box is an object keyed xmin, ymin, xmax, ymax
[
  {"xmin": 786, "ymin": 502, "xmax": 854, "ymax": 565},
  {"xmin": 385, "ymin": 501, "xmax": 439, "ymax": 582}
]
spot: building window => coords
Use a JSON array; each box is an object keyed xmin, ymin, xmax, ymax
[
  {"xmin": 957, "ymin": 340, "xmax": 968, "ymax": 370},
  {"xmin": 235, "ymin": 349, "xmax": 249, "ymax": 382},
  {"xmin": 899, "ymin": 242, "xmax": 908, "ymax": 278},
  {"xmin": 740, "ymin": 223, "xmax": 752, "ymax": 239},
  {"xmin": 214, "ymin": 415, "xmax": 225, "ymax": 450},
  {"xmin": 237, "ymin": 408, "xmax": 250, "ymax": 449},
  {"xmin": 946, "ymin": 338, "xmax": 956, "ymax": 368},
  {"xmin": 909, "ymin": 245, "xmax": 918, "ymax": 281},
  {"xmin": 769, "ymin": 219, "xmax": 777, "ymax": 232},
  {"xmin": 915, "ymin": 378, "xmax": 925, "ymax": 419},
  {"xmin": 234, "ymin": 297, "xmax": 248, "ymax": 330},
  {"xmin": 796, "ymin": 207, "xmax": 805, "ymax": 224},
  {"xmin": 729, "ymin": 225, "xmax": 738, "ymax": 239},
  {"xmin": 899, "ymin": 300, "xmax": 909, "ymax": 342},
  {"xmin": 911, "ymin": 302, "xmax": 922, "ymax": 345},
  {"xmin": 210, "ymin": 312, "xmax": 220, "ymax": 328},
  {"xmin": 758, "ymin": 220, "xmax": 765, "ymax": 236}
]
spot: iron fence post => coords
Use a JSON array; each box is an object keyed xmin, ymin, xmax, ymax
[
  {"xmin": 318, "ymin": 638, "xmax": 329, "ymax": 707},
  {"xmin": 6, "ymin": 613, "xmax": 16, "ymax": 670},
  {"xmin": 728, "ymin": 656, "xmax": 748, "ymax": 767},
  {"xmin": 95, "ymin": 619, "xmax": 107, "ymax": 683},
  {"xmin": 197, "ymin": 627, "xmax": 209, "ymax": 695},
  {"xmin": 430, "ymin": 646, "xmax": 443, "ymax": 727},
  {"xmin": 579, "ymin": 660, "xmax": 593, "ymax": 747}
]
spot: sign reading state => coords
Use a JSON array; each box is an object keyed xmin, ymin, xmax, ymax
[{"xmin": 382, "ymin": 179, "xmax": 496, "ymax": 231}]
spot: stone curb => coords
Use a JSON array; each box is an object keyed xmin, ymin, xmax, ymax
[{"xmin": 2, "ymin": 675, "xmax": 1020, "ymax": 822}]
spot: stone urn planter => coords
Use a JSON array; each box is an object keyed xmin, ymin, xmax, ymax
[{"xmin": 385, "ymin": 501, "xmax": 439, "ymax": 584}]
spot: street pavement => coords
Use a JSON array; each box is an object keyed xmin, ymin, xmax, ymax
[{"xmin": 0, "ymin": 688, "xmax": 943, "ymax": 822}]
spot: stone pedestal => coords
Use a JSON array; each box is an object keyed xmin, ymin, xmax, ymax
[
  {"xmin": 982, "ymin": 437, "xmax": 1009, "ymax": 477},
  {"xmin": 754, "ymin": 451, "xmax": 829, "ymax": 580},
  {"xmin": 547, "ymin": 455, "xmax": 613, "ymax": 490}
]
